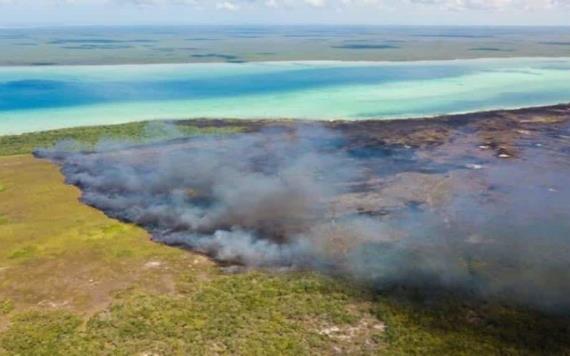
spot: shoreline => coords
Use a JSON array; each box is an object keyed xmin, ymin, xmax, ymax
[
  {"xmin": 2, "ymin": 56, "xmax": 570, "ymax": 70},
  {"xmin": 2, "ymin": 102, "xmax": 570, "ymax": 138}
]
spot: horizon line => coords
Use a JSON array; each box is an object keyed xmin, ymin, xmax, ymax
[{"xmin": 2, "ymin": 23, "xmax": 570, "ymax": 29}]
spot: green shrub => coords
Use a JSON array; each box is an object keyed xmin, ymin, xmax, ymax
[
  {"xmin": 0, "ymin": 299, "xmax": 14, "ymax": 316},
  {"xmin": 0, "ymin": 121, "xmax": 244, "ymax": 156},
  {"xmin": 0, "ymin": 311, "xmax": 85, "ymax": 356}
]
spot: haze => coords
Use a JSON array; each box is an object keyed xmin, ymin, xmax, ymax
[{"xmin": 1, "ymin": 0, "xmax": 569, "ymax": 27}]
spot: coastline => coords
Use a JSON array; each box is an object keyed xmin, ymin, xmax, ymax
[
  {"xmin": 2, "ymin": 102, "xmax": 569, "ymax": 138},
  {"xmin": 2, "ymin": 102, "xmax": 569, "ymax": 158},
  {"xmin": 2, "ymin": 56, "xmax": 570, "ymax": 69}
]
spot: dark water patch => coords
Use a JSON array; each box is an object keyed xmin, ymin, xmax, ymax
[
  {"xmin": 191, "ymin": 53, "xmax": 241, "ymax": 61},
  {"xmin": 61, "ymin": 44, "xmax": 133, "ymax": 50},
  {"xmin": 49, "ymin": 39, "xmax": 124, "ymax": 44},
  {"xmin": 30, "ymin": 62, "xmax": 57, "ymax": 66},
  {"xmin": 281, "ymin": 33, "xmax": 353, "ymax": 38},
  {"xmin": 0, "ymin": 80, "xmax": 102, "ymax": 110},
  {"xmin": 482, "ymin": 68, "xmax": 541, "ymax": 76},
  {"xmin": 333, "ymin": 44, "xmax": 399, "ymax": 50},
  {"xmin": 185, "ymin": 38, "xmax": 220, "ymax": 41},
  {"xmin": 0, "ymin": 64, "xmax": 473, "ymax": 111},
  {"xmin": 341, "ymin": 39, "xmax": 405, "ymax": 44},
  {"xmin": 48, "ymin": 38, "xmax": 157, "ymax": 45},
  {"xmin": 470, "ymin": 47, "xmax": 513, "ymax": 52},
  {"xmin": 0, "ymin": 64, "xmax": 474, "ymax": 111},
  {"xmin": 412, "ymin": 34, "xmax": 495, "ymax": 39},
  {"xmin": 3, "ymin": 80, "xmax": 63, "ymax": 90},
  {"xmin": 277, "ymin": 27, "xmax": 374, "ymax": 38},
  {"xmin": 152, "ymin": 47, "xmax": 199, "ymax": 52},
  {"xmin": 282, "ymin": 34, "xmax": 315, "ymax": 38},
  {"xmin": 128, "ymin": 39, "xmax": 159, "ymax": 43}
]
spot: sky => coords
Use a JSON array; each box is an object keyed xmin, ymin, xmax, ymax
[{"xmin": 0, "ymin": 0, "xmax": 569, "ymax": 27}]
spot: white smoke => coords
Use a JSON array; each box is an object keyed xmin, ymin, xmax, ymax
[{"xmin": 35, "ymin": 123, "xmax": 570, "ymax": 312}]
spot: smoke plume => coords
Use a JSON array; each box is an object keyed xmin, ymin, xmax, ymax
[{"xmin": 35, "ymin": 123, "xmax": 570, "ymax": 312}]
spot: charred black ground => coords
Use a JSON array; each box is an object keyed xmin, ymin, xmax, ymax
[{"xmin": 36, "ymin": 104, "xmax": 570, "ymax": 313}]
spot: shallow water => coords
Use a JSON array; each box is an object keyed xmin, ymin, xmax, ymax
[{"xmin": 2, "ymin": 57, "xmax": 570, "ymax": 134}]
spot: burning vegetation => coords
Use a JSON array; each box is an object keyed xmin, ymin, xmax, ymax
[{"xmin": 36, "ymin": 105, "xmax": 570, "ymax": 313}]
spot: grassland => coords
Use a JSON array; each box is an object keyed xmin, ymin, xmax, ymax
[
  {"xmin": 0, "ymin": 121, "xmax": 569, "ymax": 355},
  {"xmin": 0, "ymin": 121, "xmax": 245, "ymax": 156}
]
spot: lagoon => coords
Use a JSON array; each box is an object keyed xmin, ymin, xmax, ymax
[{"xmin": 1, "ymin": 57, "xmax": 570, "ymax": 134}]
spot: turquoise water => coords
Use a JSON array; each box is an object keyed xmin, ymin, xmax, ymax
[{"xmin": 1, "ymin": 58, "xmax": 570, "ymax": 134}]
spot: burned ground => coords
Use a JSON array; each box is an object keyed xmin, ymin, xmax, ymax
[{"xmin": 35, "ymin": 104, "xmax": 570, "ymax": 313}]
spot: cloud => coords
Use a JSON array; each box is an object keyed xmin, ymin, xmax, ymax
[
  {"xmin": 408, "ymin": 0, "xmax": 512, "ymax": 10},
  {"xmin": 304, "ymin": 0, "xmax": 327, "ymax": 6},
  {"xmin": 404, "ymin": 0, "xmax": 569, "ymax": 9},
  {"xmin": 0, "ymin": 0, "xmax": 568, "ymax": 19},
  {"xmin": 216, "ymin": 0, "xmax": 239, "ymax": 10},
  {"xmin": 112, "ymin": 0, "xmax": 199, "ymax": 4}
]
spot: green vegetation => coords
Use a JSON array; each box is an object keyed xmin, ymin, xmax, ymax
[
  {"xmin": 377, "ymin": 293, "xmax": 570, "ymax": 355},
  {"xmin": 1, "ymin": 273, "xmax": 377, "ymax": 355},
  {"xmin": 3, "ymin": 277, "xmax": 570, "ymax": 355},
  {"xmin": 0, "ymin": 155, "xmax": 184, "ymax": 309},
  {"xmin": 0, "ymin": 120, "xmax": 245, "ymax": 156},
  {"xmin": 0, "ymin": 272, "xmax": 382, "ymax": 355},
  {"xmin": 0, "ymin": 299, "xmax": 13, "ymax": 316},
  {"xmin": 0, "ymin": 128, "xmax": 569, "ymax": 355},
  {"xmin": 0, "ymin": 311, "xmax": 84, "ymax": 356}
]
